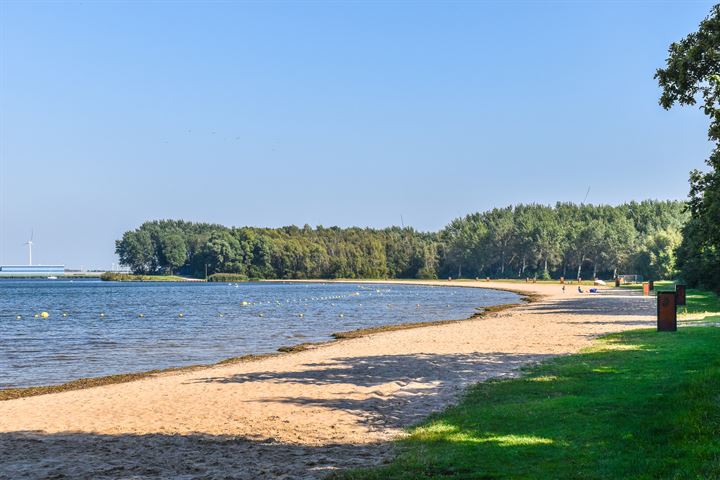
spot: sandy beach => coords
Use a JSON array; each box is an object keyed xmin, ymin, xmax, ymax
[{"xmin": 0, "ymin": 280, "xmax": 656, "ymax": 479}]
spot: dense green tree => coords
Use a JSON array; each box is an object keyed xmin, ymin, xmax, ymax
[
  {"xmin": 634, "ymin": 229, "xmax": 683, "ymax": 281},
  {"xmin": 115, "ymin": 229, "xmax": 155, "ymax": 274},
  {"xmin": 441, "ymin": 215, "xmax": 487, "ymax": 278},
  {"xmin": 656, "ymin": 4, "xmax": 720, "ymax": 291},
  {"xmin": 204, "ymin": 231, "xmax": 242, "ymax": 275},
  {"xmin": 531, "ymin": 205, "xmax": 562, "ymax": 279},
  {"xmin": 484, "ymin": 207, "xmax": 515, "ymax": 276},
  {"xmin": 158, "ymin": 232, "xmax": 187, "ymax": 275}
]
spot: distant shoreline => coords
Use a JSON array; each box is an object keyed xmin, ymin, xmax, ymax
[{"xmin": 0, "ymin": 273, "xmax": 103, "ymax": 279}]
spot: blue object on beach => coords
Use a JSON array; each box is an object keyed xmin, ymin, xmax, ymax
[{"xmin": 589, "ymin": 288, "xmax": 598, "ymax": 293}]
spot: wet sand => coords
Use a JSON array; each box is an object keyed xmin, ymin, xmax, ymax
[{"xmin": 0, "ymin": 281, "xmax": 656, "ymax": 479}]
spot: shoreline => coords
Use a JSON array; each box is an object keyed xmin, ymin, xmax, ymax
[
  {"xmin": 0, "ymin": 280, "xmax": 538, "ymax": 401},
  {"xmin": 0, "ymin": 280, "xmax": 655, "ymax": 479}
]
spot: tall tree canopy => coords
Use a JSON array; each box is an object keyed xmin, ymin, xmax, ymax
[{"xmin": 656, "ymin": 4, "xmax": 720, "ymax": 291}]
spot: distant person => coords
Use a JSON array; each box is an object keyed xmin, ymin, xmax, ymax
[
  {"xmin": 578, "ymin": 286, "xmax": 584, "ymax": 293},
  {"xmin": 562, "ymin": 285, "xmax": 566, "ymax": 293}
]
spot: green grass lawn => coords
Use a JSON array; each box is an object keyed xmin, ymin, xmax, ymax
[
  {"xmin": 682, "ymin": 290, "xmax": 720, "ymax": 316},
  {"xmin": 340, "ymin": 298, "xmax": 720, "ymax": 479}
]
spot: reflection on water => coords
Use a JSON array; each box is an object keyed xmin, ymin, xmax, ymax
[{"xmin": 0, "ymin": 280, "xmax": 518, "ymax": 388}]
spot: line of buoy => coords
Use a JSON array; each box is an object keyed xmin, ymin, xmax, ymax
[{"xmin": 11, "ymin": 291, "xmax": 446, "ymax": 322}]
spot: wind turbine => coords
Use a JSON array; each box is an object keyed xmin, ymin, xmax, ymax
[{"xmin": 24, "ymin": 230, "xmax": 33, "ymax": 266}]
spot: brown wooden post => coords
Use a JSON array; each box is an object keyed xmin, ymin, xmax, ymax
[
  {"xmin": 657, "ymin": 291, "xmax": 677, "ymax": 332},
  {"xmin": 675, "ymin": 284, "xmax": 687, "ymax": 306}
]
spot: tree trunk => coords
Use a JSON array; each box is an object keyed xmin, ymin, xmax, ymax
[{"xmin": 576, "ymin": 260, "xmax": 582, "ymax": 281}]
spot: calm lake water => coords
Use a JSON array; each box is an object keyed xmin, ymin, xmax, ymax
[{"xmin": 0, "ymin": 280, "xmax": 518, "ymax": 388}]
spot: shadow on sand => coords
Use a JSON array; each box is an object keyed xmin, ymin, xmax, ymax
[
  {"xmin": 0, "ymin": 430, "xmax": 388, "ymax": 480},
  {"xmin": 190, "ymin": 352, "xmax": 555, "ymax": 431}
]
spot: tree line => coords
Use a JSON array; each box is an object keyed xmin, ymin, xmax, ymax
[
  {"xmin": 115, "ymin": 200, "xmax": 687, "ymax": 282},
  {"xmin": 116, "ymin": 221, "xmax": 439, "ymax": 280}
]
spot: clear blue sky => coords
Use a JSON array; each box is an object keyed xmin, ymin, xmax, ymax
[{"xmin": 0, "ymin": 1, "xmax": 715, "ymax": 269}]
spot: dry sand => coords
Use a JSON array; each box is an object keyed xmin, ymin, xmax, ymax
[{"xmin": 0, "ymin": 280, "xmax": 656, "ymax": 479}]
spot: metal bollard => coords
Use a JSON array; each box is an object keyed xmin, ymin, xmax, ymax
[{"xmin": 657, "ymin": 291, "xmax": 677, "ymax": 332}]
